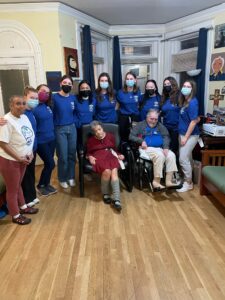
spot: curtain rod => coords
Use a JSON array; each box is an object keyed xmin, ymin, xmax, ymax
[
  {"xmin": 161, "ymin": 26, "xmax": 213, "ymax": 42},
  {"xmin": 80, "ymin": 25, "xmax": 112, "ymax": 39},
  {"xmin": 119, "ymin": 34, "xmax": 163, "ymax": 39}
]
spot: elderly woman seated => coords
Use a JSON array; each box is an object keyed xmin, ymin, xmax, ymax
[
  {"xmin": 86, "ymin": 121, "xmax": 124, "ymax": 211},
  {"xmin": 129, "ymin": 109, "xmax": 179, "ymax": 190}
]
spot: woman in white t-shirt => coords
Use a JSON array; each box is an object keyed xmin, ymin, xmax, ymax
[{"xmin": 0, "ymin": 95, "xmax": 39, "ymax": 225}]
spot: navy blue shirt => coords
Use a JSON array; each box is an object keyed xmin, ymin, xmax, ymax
[
  {"xmin": 76, "ymin": 97, "xmax": 96, "ymax": 128},
  {"xmin": 33, "ymin": 103, "xmax": 55, "ymax": 144},
  {"xmin": 24, "ymin": 109, "xmax": 37, "ymax": 151},
  {"xmin": 178, "ymin": 97, "xmax": 200, "ymax": 135},
  {"xmin": 144, "ymin": 126, "xmax": 163, "ymax": 148},
  {"xmin": 117, "ymin": 89, "xmax": 141, "ymax": 116},
  {"xmin": 161, "ymin": 98, "xmax": 180, "ymax": 131},
  {"xmin": 95, "ymin": 94, "xmax": 117, "ymax": 123},
  {"xmin": 140, "ymin": 95, "xmax": 161, "ymax": 121},
  {"xmin": 52, "ymin": 93, "xmax": 77, "ymax": 126}
]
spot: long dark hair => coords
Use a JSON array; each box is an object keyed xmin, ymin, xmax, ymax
[
  {"xmin": 77, "ymin": 80, "xmax": 93, "ymax": 104},
  {"xmin": 140, "ymin": 79, "xmax": 160, "ymax": 110},
  {"xmin": 160, "ymin": 76, "xmax": 179, "ymax": 106},
  {"xmin": 178, "ymin": 79, "xmax": 197, "ymax": 108},
  {"xmin": 95, "ymin": 72, "xmax": 115, "ymax": 102},
  {"xmin": 123, "ymin": 71, "xmax": 139, "ymax": 94}
]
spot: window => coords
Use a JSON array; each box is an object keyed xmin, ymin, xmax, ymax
[{"xmin": 120, "ymin": 39, "xmax": 158, "ymax": 92}]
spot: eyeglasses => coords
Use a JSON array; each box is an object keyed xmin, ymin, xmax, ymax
[
  {"xmin": 148, "ymin": 117, "xmax": 158, "ymax": 121},
  {"xmin": 15, "ymin": 102, "xmax": 26, "ymax": 106}
]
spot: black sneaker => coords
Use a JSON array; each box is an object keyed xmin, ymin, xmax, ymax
[
  {"xmin": 112, "ymin": 200, "xmax": 122, "ymax": 212},
  {"xmin": 103, "ymin": 194, "xmax": 111, "ymax": 204},
  {"xmin": 37, "ymin": 186, "xmax": 50, "ymax": 197},
  {"xmin": 46, "ymin": 185, "xmax": 57, "ymax": 195}
]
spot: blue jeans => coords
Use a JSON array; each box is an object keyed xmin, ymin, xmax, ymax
[
  {"xmin": 37, "ymin": 139, "xmax": 56, "ymax": 187},
  {"xmin": 55, "ymin": 124, "xmax": 77, "ymax": 182}
]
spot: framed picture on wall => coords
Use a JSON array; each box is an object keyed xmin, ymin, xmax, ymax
[
  {"xmin": 64, "ymin": 47, "xmax": 79, "ymax": 78},
  {"xmin": 209, "ymin": 53, "xmax": 225, "ymax": 81},
  {"xmin": 46, "ymin": 71, "xmax": 62, "ymax": 92},
  {"xmin": 214, "ymin": 24, "xmax": 225, "ymax": 48}
]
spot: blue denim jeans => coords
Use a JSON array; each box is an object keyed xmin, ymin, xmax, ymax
[{"xmin": 55, "ymin": 124, "xmax": 77, "ymax": 182}]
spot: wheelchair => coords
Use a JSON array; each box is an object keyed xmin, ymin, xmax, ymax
[
  {"xmin": 78, "ymin": 123, "xmax": 135, "ymax": 197},
  {"xmin": 131, "ymin": 144, "xmax": 181, "ymax": 192}
]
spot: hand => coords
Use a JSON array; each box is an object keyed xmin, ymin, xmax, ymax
[
  {"xmin": 163, "ymin": 149, "xmax": 169, "ymax": 156},
  {"xmin": 0, "ymin": 117, "xmax": 7, "ymax": 126},
  {"xmin": 19, "ymin": 156, "xmax": 31, "ymax": 165},
  {"xmin": 181, "ymin": 136, "xmax": 188, "ymax": 146},
  {"xmin": 118, "ymin": 154, "xmax": 124, "ymax": 160},
  {"xmin": 89, "ymin": 155, "xmax": 96, "ymax": 165},
  {"xmin": 141, "ymin": 141, "xmax": 147, "ymax": 149},
  {"xmin": 26, "ymin": 153, "xmax": 34, "ymax": 163}
]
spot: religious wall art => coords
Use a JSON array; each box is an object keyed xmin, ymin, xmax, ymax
[
  {"xmin": 209, "ymin": 52, "xmax": 225, "ymax": 81},
  {"xmin": 209, "ymin": 88, "xmax": 224, "ymax": 114},
  {"xmin": 214, "ymin": 24, "xmax": 225, "ymax": 48},
  {"xmin": 64, "ymin": 47, "xmax": 79, "ymax": 78}
]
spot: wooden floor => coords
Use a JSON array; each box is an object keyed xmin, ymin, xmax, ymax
[{"xmin": 0, "ymin": 168, "xmax": 225, "ymax": 300}]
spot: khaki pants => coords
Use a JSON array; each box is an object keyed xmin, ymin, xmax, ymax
[{"xmin": 139, "ymin": 147, "xmax": 177, "ymax": 178}]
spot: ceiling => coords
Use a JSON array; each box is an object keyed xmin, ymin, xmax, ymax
[{"xmin": 0, "ymin": 0, "xmax": 225, "ymax": 25}]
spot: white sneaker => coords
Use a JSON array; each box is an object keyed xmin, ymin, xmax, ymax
[
  {"xmin": 27, "ymin": 201, "xmax": 35, "ymax": 207},
  {"xmin": 60, "ymin": 181, "xmax": 69, "ymax": 189},
  {"xmin": 176, "ymin": 182, "xmax": 193, "ymax": 193},
  {"xmin": 33, "ymin": 198, "xmax": 40, "ymax": 204},
  {"xmin": 68, "ymin": 179, "xmax": 76, "ymax": 187}
]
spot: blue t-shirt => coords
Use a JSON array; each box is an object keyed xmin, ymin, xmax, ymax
[
  {"xmin": 178, "ymin": 97, "xmax": 200, "ymax": 135},
  {"xmin": 95, "ymin": 94, "xmax": 117, "ymax": 123},
  {"xmin": 117, "ymin": 89, "xmax": 141, "ymax": 116},
  {"xmin": 76, "ymin": 97, "xmax": 96, "ymax": 128},
  {"xmin": 33, "ymin": 103, "xmax": 55, "ymax": 144},
  {"xmin": 144, "ymin": 126, "xmax": 163, "ymax": 148},
  {"xmin": 52, "ymin": 93, "xmax": 77, "ymax": 126},
  {"xmin": 140, "ymin": 95, "xmax": 161, "ymax": 121},
  {"xmin": 24, "ymin": 109, "xmax": 37, "ymax": 151},
  {"xmin": 161, "ymin": 98, "xmax": 180, "ymax": 131}
]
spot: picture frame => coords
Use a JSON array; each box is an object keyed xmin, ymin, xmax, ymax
[
  {"xmin": 46, "ymin": 71, "xmax": 62, "ymax": 92},
  {"xmin": 214, "ymin": 24, "xmax": 225, "ymax": 48},
  {"xmin": 64, "ymin": 47, "xmax": 79, "ymax": 78}
]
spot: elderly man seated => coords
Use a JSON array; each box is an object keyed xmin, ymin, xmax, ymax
[{"xmin": 129, "ymin": 109, "xmax": 179, "ymax": 190}]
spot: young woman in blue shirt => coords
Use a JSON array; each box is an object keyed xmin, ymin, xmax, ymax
[
  {"xmin": 76, "ymin": 80, "xmax": 96, "ymax": 148},
  {"xmin": 117, "ymin": 71, "xmax": 141, "ymax": 142},
  {"xmin": 139, "ymin": 79, "xmax": 161, "ymax": 121},
  {"xmin": 33, "ymin": 84, "xmax": 57, "ymax": 196},
  {"xmin": 95, "ymin": 72, "xmax": 117, "ymax": 124},
  {"xmin": 52, "ymin": 75, "xmax": 77, "ymax": 189},
  {"xmin": 160, "ymin": 76, "xmax": 180, "ymax": 158},
  {"xmin": 176, "ymin": 80, "xmax": 200, "ymax": 193}
]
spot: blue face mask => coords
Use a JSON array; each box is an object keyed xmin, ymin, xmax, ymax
[
  {"xmin": 27, "ymin": 99, "xmax": 39, "ymax": 109},
  {"xmin": 181, "ymin": 87, "xmax": 192, "ymax": 96},
  {"xmin": 100, "ymin": 82, "xmax": 109, "ymax": 89},
  {"xmin": 126, "ymin": 79, "xmax": 135, "ymax": 87}
]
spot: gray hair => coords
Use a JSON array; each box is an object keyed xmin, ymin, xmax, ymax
[
  {"xmin": 90, "ymin": 120, "xmax": 103, "ymax": 131},
  {"xmin": 146, "ymin": 109, "xmax": 159, "ymax": 118}
]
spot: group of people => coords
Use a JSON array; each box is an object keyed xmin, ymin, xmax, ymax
[{"xmin": 0, "ymin": 71, "xmax": 200, "ymax": 224}]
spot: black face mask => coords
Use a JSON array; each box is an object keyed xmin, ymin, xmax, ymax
[
  {"xmin": 61, "ymin": 85, "xmax": 72, "ymax": 94},
  {"xmin": 146, "ymin": 89, "xmax": 155, "ymax": 97},
  {"xmin": 163, "ymin": 85, "xmax": 172, "ymax": 94},
  {"xmin": 79, "ymin": 90, "xmax": 91, "ymax": 98}
]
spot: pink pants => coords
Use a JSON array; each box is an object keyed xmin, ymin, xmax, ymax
[{"xmin": 0, "ymin": 156, "xmax": 26, "ymax": 216}]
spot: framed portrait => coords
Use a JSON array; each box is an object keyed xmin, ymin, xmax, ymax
[
  {"xmin": 64, "ymin": 47, "xmax": 79, "ymax": 78},
  {"xmin": 214, "ymin": 24, "xmax": 225, "ymax": 48},
  {"xmin": 209, "ymin": 53, "xmax": 225, "ymax": 81}
]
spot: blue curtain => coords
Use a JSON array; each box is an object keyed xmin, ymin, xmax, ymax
[
  {"xmin": 113, "ymin": 36, "xmax": 122, "ymax": 91},
  {"xmin": 195, "ymin": 28, "xmax": 208, "ymax": 116},
  {"xmin": 82, "ymin": 25, "xmax": 95, "ymax": 91}
]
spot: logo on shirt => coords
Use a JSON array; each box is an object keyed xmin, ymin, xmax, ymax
[
  {"xmin": 71, "ymin": 102, "xmax": 75, "ymax": 110},
  {"xmin": 134, "ymin": 95, "xmax": 138, "ymax": 102},
  {"xmin": 47, "ymin": 107, "xmax": 53, "ymax": 114},
  {"xmin": 21, "ymin": 126, "xmax": 33, "ymax": 145},
  {"xmin": 154, "ymin": 102, "xmax": 159, "ymax": 107},
  {"xmin": 89, "ymin": 104, "xmax": 94, "ymax": 112}
]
